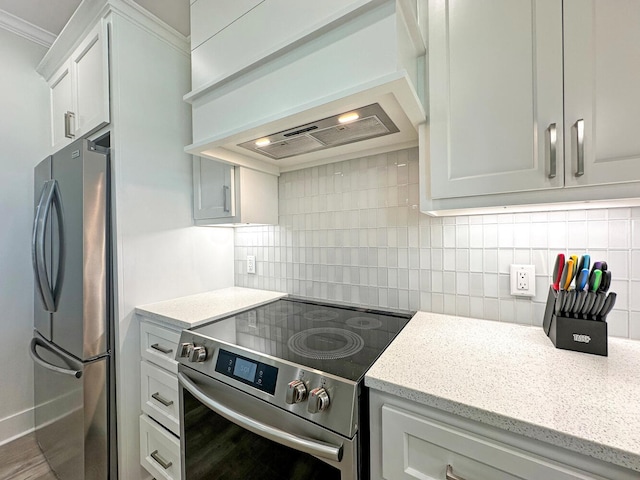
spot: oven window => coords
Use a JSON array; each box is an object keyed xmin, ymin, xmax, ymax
[{"xmin": 183, "ymin": 390, "xmax": 342, "ymax": 480}]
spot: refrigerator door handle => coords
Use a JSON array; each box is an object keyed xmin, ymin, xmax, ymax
[
  {"xmin": 30, "ymin": 336, "xmax": 83, "ymax": 378},
  {"xmin": 32, "ymin": 180, "xmax": 65, "ymax": 312}
]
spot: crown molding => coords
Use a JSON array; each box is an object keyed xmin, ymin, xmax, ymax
[
  {"xmin": 0, "ymin": 9, "xmax": 56, "ymax": 47},
  {"xmin": 37, "ymin": 0, "xmax": 189, "ymax": 80}
]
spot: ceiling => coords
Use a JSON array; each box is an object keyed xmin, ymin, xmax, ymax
[{"xmin": 0, "ymin": 0, "xmax": 190, "ymax": 37}]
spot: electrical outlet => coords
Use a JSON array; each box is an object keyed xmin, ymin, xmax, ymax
[
  {"xmin": 247, "ymin": 255, "xmax": 256, "ymax": 274},
  {"xmin": 510, "ymin": 264, "xmax": 535, "ymax": 297}
]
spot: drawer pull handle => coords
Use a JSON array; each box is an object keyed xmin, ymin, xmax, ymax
[
  {"xmin": 151, "ymin": 392, "xmax": 174, "ymax": 407},
  {"xmin": 446, "ymin": 465, "xmax": 466, "ymax": 480},
  {"xmin": 151, "ymin": 343, "xmax": 173, "ymax": 354},
  {"xmin": 150, "ymin": 450, "xmax": 172, "ymax": 470}
]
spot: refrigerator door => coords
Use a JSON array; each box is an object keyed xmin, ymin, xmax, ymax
[
  {"xmin": 50, "ymin": 139, "xmax": 109, "ymax": 360},
  {"xmin": 33, "ymin": 156, "xmax": 53, "ymax": 340},
  {"xmin": 31, "ymin": 332, "xmax": 109, "ymax": 480}
]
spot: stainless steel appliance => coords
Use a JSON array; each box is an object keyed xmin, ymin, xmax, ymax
[
  {"xmin": 29, "ymin": 138, "xmax": 116, "ymax": 479},
  {"xmin": 177, "ymin": 298, "xmax": 412, "ymax": 479}
]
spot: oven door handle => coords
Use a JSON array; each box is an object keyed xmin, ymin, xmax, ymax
[{"xmin": 178, "ymin": 372, "xmax": 344, "ymax": 462}]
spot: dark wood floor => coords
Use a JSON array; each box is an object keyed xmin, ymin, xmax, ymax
[{"xmin": 0, "ymin": 433, "xmax": 57, "ymax": 480}]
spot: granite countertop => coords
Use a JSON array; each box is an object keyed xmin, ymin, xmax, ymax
[
  {"xmin": 365, "ymin": 312, "xmax": 640, "ymax": 473},
  {"xmin": 135, "ymin": 287, "xmax": 287, "ymax": 329}
]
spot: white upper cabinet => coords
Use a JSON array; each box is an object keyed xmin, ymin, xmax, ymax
[
  {"xmin": 563, "ymin": 0, "xmax": 640, "ymax": 187},
  {"xmin": 424, "ymin": 0, "xmax": 640, "ymax": 214},
  {"xmin": 429, "ymin": 0, "xmax": 563, "ymax": 199},
  {"xmin": 46, "ymin": 20, "xmax": 110, "ymax": 152},
  {"xmin": 193, "ymin": 156, "xmax": 279, "ymax": 226},
  {"xmin": 70, "ymin": 22, "xmax": 110, "ymax": 140}
]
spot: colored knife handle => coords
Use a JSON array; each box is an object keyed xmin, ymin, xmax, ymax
[
  {"xmin": 577, "ymin": 254, "xmax": 590, "ymax": 274},
  {"xmin": 576, "ymin": 268, "xmax": 589, "ymax": 291},
  {"xmin": 589, "ymin": 269, "xmax": 602, "ymax": 292},
  {"xmin": 561, "ymin": 260, "xmax": 574, "ymax": 290},
  {"xmin": 569, "ymin": 255, "xmax": 579, "ymax": 280},
  {"xmin": 552, "ymin": 253, "xmax": 565, "ymax": 291}
]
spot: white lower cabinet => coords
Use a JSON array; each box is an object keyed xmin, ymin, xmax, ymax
[
  {"xmin": 370, "ymin": 391, "xmax": 638, "ymax": 480},
  {"xmin": 140, "ymin": 319, "xmax": 183, "ymax": 479},
  {"xmin": 141, "ymin": 361, "xmax": 180, "ymax": 436},
  {"xmin": 140, "ymin": 415, "xmax": 181, "ymax": 480}
]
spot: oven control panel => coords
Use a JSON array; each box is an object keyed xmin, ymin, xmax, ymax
[
  {"xmin": 176, "ymin": 330, "xmax": 360, "ymax": 438},
  {"xmin": 215, "ymin": 349, "xmax": 278, "ymax": 395}
]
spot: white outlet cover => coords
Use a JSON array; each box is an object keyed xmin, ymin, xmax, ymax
[
  {"xmin": 247, "ymin": 255, "xmax": 256, "ymax": 274},
  {"xmin": 510, "ymin": 264, "xmax": 536, "ymax": 297}
]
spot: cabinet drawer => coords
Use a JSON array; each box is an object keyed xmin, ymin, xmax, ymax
[
  {"xmin": 381, "ymin": 404, "xmax": 605, "ymax": 480},
  {"xmin": 141, "ymin": 361, "xmax": 179, "ymax": 436},
  {"xmin": 140, "ymin": 321, "xmax": 180, "ymax": 373},
  {"xmin": 140, "ymin": 415, "xmax": 181, "ymax": 480}
]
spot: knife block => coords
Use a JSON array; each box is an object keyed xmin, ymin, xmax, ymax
[{"xmin": 542, "ymin": 286, "xmax": 608, "ymax": 356}]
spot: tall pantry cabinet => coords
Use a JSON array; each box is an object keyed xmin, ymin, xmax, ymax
[{"xmin": 35, "ymin": 1, "xmax": 232, "ymax": 479}]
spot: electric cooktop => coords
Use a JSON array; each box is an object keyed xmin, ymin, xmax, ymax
[{"xmin": 190, "ymin": 297, "xmax": 413, "ymax": 382}]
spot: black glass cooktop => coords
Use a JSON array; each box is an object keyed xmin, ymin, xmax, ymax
[{"xmin": 192, "ymin": 298, "xmax": 412, "ymax": 383}]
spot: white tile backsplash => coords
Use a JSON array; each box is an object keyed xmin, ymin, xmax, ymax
[{"xmin": 235, "ymin": 147, "xmax": 639, "ymax": 339}]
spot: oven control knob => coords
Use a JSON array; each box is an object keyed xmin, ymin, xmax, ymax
[
  {"xmin": 189, "ymin": 346, "xmax": 207, "ymax": 363},
  {"xmin": 308, "ymin": 387, "xmax": 330, "ymax": 413},
  {"xmin": 179, "ymin": 343, "xmax": 194, "ymax": 358},
  {"xmin": 286, "ymin": 380, "xmax": 307, "ymax": 404}
]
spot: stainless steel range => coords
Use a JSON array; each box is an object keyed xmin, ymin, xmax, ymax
[{"xmin": 176, "ymin": 297, "xmax": 412, "ymax": 479}]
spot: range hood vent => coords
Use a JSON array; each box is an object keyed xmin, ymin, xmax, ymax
[{"xmin": 237, "ymin": 103, "xmax": 399, "ymax": 160}]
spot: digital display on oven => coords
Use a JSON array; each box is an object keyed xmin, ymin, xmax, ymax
[
  {"xmin": 215, "ymin": 349, "xmax": 278, "ymax": 395},
  {"xmin": 233, "ymin": 357, "xmax": 257, "ymax": 382}
]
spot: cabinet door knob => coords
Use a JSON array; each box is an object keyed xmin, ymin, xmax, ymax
[
  {"xmin": 546, "ymin": 123, "xmax": 557, "ymax": 179},
  {"xmin": 64, "ymin": 111, "xmax": 75, "ymax": 139},
  {"xmin": 446, "ymin": 465, "xmax": 467, "ymax": 480},
  {"xmin": 574, "ymin": 119, "xmax": 585, "ymax": 177}
]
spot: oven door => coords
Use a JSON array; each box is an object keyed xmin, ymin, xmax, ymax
[{"xmin": 178, "ymin": 366, "xmax": 358, "ymax": 480}]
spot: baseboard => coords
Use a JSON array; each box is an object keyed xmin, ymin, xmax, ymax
[{"xmin": 0, "ymin": 407, "xmax": 34, "ymax": 447}]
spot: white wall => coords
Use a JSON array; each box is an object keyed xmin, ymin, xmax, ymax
[
  {"xmin": 0, "ymin": 28, "xmax": 49, "ymax": 444},
  {"xmin": 108, "ymin": 13, "xmax": 234, "ymax": 479}
]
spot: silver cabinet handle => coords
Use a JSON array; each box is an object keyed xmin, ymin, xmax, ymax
[
  {"xmin": 29, "ymin": 336, "xmax": 82, "ymax": 378},
  {"xmin": 223, "ymin": 185, "xmax": 231, "ymax": 213},
  {"xmin": 178, "ymin": 372, "xmax": 343, "ymax": 462},
  {"xmin": 446, "ymin": 465, "xmax": 466, "ymax": 480},
  {"xmin": 546, "ymin": 123, "xmax": 557, "ymax": 179},
  {"xmin": 151, "ymin": 392, "xmax": 174, "ymax": 407},
  {"xmin": 32, "ymin": 180, "xmax": 65, "ymax": 312},
  {"xmin": 150, "ymin": 450, "xmax": 172, "ymax": 470},
  {"xmin": 64, "ymin": 111, "xmax": 75, "ymax": 139},
  {"xmin": 150, "ymin": 343, "xmax": 173, "ymax": 354},
  {"xmin": 575, "ymin": 119, "xmax": 584, "ymax": 177}
]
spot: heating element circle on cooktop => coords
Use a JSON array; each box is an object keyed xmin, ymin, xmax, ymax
[
  {"xmin": 303, "ymin": 309, "xmax": 340, "ymax": 322},
  {"xmin": 346, "ymin": 316, "xmax": 383, "ymax": 330},
  {"xmin": 287, "ymin": 328, "xmax": 364, "ymax": 360}
]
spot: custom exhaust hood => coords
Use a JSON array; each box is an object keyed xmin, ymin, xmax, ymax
[
  {"xmin": 238, "ymin": 103, "xmax": 399, "ymax": 160},
  {"xmin": 184, "ymin": 0, "xmax": 427, "ymax": 174}
]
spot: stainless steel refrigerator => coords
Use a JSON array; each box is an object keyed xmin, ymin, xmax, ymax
[{"xmin": 29, "ymin": 138, "xmax": 117, "ymax": 479}]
